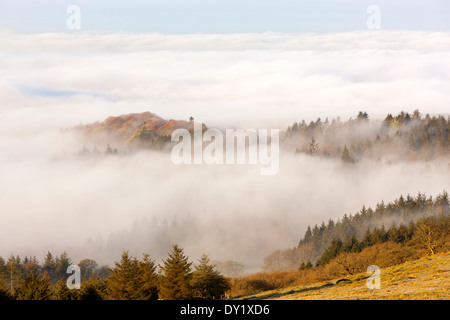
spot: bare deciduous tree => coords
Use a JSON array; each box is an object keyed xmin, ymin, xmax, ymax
[{"xmin": 417, "ymin": 223, "xmax": 437, "ymax": 256}]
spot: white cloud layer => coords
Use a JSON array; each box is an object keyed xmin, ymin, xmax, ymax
[{"xmin": 0, "ymin": 29, "xmax": 449, "ymax": 131}]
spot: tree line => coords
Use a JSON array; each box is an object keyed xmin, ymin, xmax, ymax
[
  {"xmin": 0, "ymin": 244, "xmax": 230, "ymax": 300},
  {"xmin": 263, "ymin": 191, "xmax": 449, "ymax": 271},
  {"xmin": 315, "ymin": 213, "xmax": 449, "ymax": 268},
  {"xmin": 284, "ymin": 110, "xmax": 450, "ymax": 162}
]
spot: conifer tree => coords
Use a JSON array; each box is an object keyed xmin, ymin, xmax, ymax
[
  {"xmin": 307, "ymin": 136, "xmax": 320, "ymax": 155},
  {"xmin": 106, "ymin": 251, "xmax": 141, "ymax": 300},
  {"xmin": 299, "ymin": 226, "xmax": 313, "ymax": 245},
  {"xmin": 78, "ymin": 278, "xmax": 105, "ymax": 300},
  {"xmin": 0, "ymin": 285, "xmax": 13, "ymax": 301},
  {"xmin": 341, "ymin": 145, "xmax": 354, "ymax": 163},
  {"xmin": 0, "ymin": 275, "xmax": 13, "ymax": 300},
  {"xmin": 54, "ymin": 252, "xmax": 72, "ymax": 281},
  {"xmin": 15, "ymin": 264, "xmax": 52, "ymax": 300},
  {"xmin": 137, "ymin": 253, "xmax": 159, "ymax": 300},
  {"xmin": 0, "ymin": 257, "xmax": 6, "ymax": 284},
  {"xmin": 387, "ymin": 223, "xmax": 401, "ymax": 243},
  {"xmin": 51, "ymin": 279, "xmax": 78, "ymax": 300},
  {"xmin": 42, "ymin": 252, "xmax": 55, "ymax": 278},
  {"xmin": 316, "ymin": 238, "xmax": 342, "ymax": 266},
  {"xmin": 342, "ymin": 235, "xmax": 361, "ymax": 253},
  {"xmin": 191, "ymin": 254, "xmax": 230, "ymax": 299},
  {"xmin": 159, "ymin": 244, "xmax": 193, "ymax": 300},
  {"xmin": 6, "ymin": 255, "xmax": 23, "ymax": 292},
  {"xmin": 299, "ymin": 261, "xmax": 313, "ymax": 270}
]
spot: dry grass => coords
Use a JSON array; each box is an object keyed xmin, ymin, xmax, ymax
[
  {"xmin": 227, "ymin": 241, "xmax": 428, "ymax": 298},
  {"xmin": 234, "ymin": 251, "xmax": 450, "ymax": 300}
]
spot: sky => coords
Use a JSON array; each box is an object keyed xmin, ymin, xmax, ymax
[{"xmin": 0, "ymin": 0, "xmax": 449, "ymax": 34}]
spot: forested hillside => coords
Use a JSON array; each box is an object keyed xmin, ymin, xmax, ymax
[
  {"xmin": 263, "ymin": 191, "xmax": 449, "ymax": 271},
  {"xmin": 283, "ymin": 110, "xmax": 450, "ymax": 162}
]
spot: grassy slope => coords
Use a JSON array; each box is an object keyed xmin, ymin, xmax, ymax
[{"xmin": 236, "ymin": 252, "xmax": 450, "ymax": 300}]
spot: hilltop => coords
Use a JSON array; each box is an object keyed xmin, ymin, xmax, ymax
[{"xmin": 75, "ymin": 111, "xmax": 198, "ymax": 150}]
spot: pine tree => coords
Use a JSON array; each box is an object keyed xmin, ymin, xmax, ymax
[
  {"xmin": 372, "ymin": 225, "xmax": 387, "ymax": 243},
  {"xmin": 159, "ymin": 244, "xmax": 193, "ymax": 300},
  {"xmin": 307, "ymin": 136, "xmax": 320, "ymax": 155},
  {"xmin": 136, "ymin": 253, "xmax": 159, "ymax": 300},
  {"xmin": 43, "ymin": 252, "xmax": 57, "ymax": 284},
  {"xmin": 15, "ymin": 264, "xmax": 52, "ymax": 300},
  {"xmin": 54, "ymin": 252, "xmax": 72, "ymax": 281},
  {"xmin": 0, "ymin": 286, "xmax": 13, "ymax": 301},
  {"xmin": 0, "ymin": 257, "xmax": 7, "ymax": 285},
  {"xmin": 397, "ymin": 224, "xmax": 408, "ymax": 243},
  {"xmin": 357, "ymin": 111, "xmax": 369, "ymax": 122},
  {"xmin": 342, "ymin": 235, "xmax": 361, "ymax": 253},
  {"xmin": 312, "ymin": 224, "xmax": 320, "ymax": 239},
  {"xmin": 78, "ymin": 278, "xmax": 105, "ymax": 300},
  {"xmin": 300, "ymin": 226, "xmax": 313, "ymax": 245},
  {"xmin": 6, "ymin": 255, "xmax": 23, "ymax": 292},
  {"xmin": 51, "ymin": 279, "xmax": 78, "ymax": 300},
  {"xmin": 316, "ymin": 239, "xmax": 343, "ymax": 266},
  {"xmin": 191, "ymin": 254, "xmax": 230, "ymax": 299},
  {"xmin": 106, "ymin": 251, "xmax": 141, "ymax": 300},
  {"xmin": 298, "ymin": 261, "xmax": 313, "ymax": 271},
  {"xmin": 0, "ymin": 272, "xmax": 13, "ymax": 300},
  {"xmin": 341, "ymin": 145, "xmax": 354, "ymax": 163},
  {"xmin": 387, "ymin": 223, "xmax": 401, "ymax": 243}
]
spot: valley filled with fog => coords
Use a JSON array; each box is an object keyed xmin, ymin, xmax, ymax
[{"xmin": 0, "ymin": 30, "xmax": 449, "ymax": 272}]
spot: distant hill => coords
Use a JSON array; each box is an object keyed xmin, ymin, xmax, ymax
[{"xmin": 75, "ymin": 112, "xmax": 201, "ymax": 150}]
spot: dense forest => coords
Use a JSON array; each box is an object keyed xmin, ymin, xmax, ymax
[{"xmin": 263, "ymin": 191, "xmax": 449, "ymax": 272}]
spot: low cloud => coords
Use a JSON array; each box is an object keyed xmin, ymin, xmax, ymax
[
  {"xmin": 0, "ymin": 30, "xmax": 449, "ymax": 269},
  {"xmin": 0, "ymin": 30, "xmax": 449, "ymax": 132}
]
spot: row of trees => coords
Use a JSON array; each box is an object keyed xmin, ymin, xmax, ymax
[
  {"xmin": 263, "ymin": 191, "xmax": 449, "ymax": 271},
  {"xmin": 0, "ymin": 245, "xmax": 230, "ymax": 300},
  {"xmin": 314, "ymin": 213, "xmax": 449, "ymax": 277},
  {"xmin": 316, "ymin": 220, "xmax": 417, "ymax": 267},
  {"xmin": 285, "ymin": 110, "xmax": 450, "ymax": 162}
]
